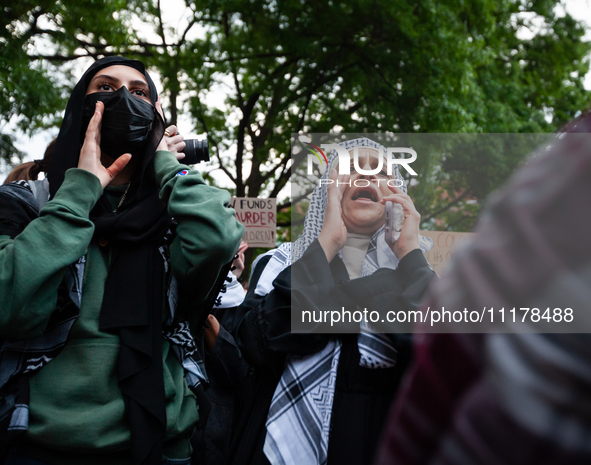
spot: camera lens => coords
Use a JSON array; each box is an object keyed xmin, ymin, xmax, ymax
[{"xmin": 180, "ymin": 138, "xmax": 210, "ymax": 164}]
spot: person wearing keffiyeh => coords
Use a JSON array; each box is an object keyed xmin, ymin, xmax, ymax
[
  {"xmin": 227, "ymin": 138, "xmax": 436, "ymax": 465},
  {"xmin": 0, "ymin": 57, "xmax": 244, "ymax": 465}
]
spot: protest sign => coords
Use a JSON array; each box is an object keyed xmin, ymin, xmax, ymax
[
  {"xmin": 419, "ymin": 230, "xmax": 476, "ymax": 275},
  {"xmin": 230, "ymin": 197, "xmax": 277, "ymax": 247}
]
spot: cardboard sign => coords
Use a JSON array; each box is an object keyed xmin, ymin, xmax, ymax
[
  {"xmin": 419, "ymin": 230, "xmax": 476, "ymax": 275},
  {"xmin": 230, "ymin": 197, "xmax": 277, "ymax": 247}
]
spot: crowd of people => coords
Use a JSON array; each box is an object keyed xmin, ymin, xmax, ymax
[{"xmin": 0, "ymin": 55, "xmax": 589, "ymax": 465}]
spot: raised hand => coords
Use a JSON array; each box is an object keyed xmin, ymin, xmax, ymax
[
  {"xmin": 232, "ymin": 241, "xmax": 249, "ymax": 278},
  {"xmin": 163, "ymin": 125, "xmax": 187, "ymax": 160},
  {"xmin": 78, "ymin": 101, "xmax": 131, "ymax": 189},
  {"xmin": 318, "ymin": 169, "xmax": 350, "ymax": 263},
  {"xmin": 204, "ymin": 314, "xmax": 221, "ymax": 351},
  {"xmin": 381, "ymin": 184, "xmax": 420, "ymax": 259}
]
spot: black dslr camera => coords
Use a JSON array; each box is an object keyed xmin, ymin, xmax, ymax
[{"xmin": 181, "ymin": 138, "xmax": 210, "ymax": 164}]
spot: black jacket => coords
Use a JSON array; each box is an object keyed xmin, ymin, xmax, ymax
[{"xmin": 228, "ymin": 239, "xmax": 435, "ymax": 465}]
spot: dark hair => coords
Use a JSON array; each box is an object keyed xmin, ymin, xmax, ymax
[{"xmin": 3, "ymin": 138, "xmax": 56, "ymax": 184}]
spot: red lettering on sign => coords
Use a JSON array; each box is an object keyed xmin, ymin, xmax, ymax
[{"xmin": 445, "ymin": 234, "xmax": 454, "ymax": 248}]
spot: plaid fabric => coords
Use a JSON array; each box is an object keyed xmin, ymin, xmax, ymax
[
  {"xmin": 213, "ymin": 271, "xmax": 245, "ymax": 309},
  {"xmin": 264, "ymin": 341, "xmax": 341, "ymax": 465},
  {"xmin": 164, "ymin": 320, "xmax": 208, "ymax": 390}
]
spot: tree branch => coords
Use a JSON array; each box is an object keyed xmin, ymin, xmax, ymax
[
  {"xmin": 445, "ymin": 214, "xmax": 472, "ymax": 231},
  {"xmin": 269, "ymin": 162, "xmax": 292, "ymax": 198},
  {"xmin": 215, "ymin": 151, "xmax": 238, "ymax": 184},
  {"xmin": 195, "ymin": 108, "xmax": 238, "ymax": 185},
  {"xmin": 136, "ymin": 40, "xmax": 168, "ymax": 49},
  {"xmin": 202, "ymin": 52, "xmax": 294, "ymax": 64},
  {"xmin": 261, "ymin": 155, "xmax": 288, "ymax": 182},
  {"xmin": 29, "ymin": 50, "xmax": 155, "ymax": 61},
  {"xmin": 277, "ymin": 217, "xmax": 305, "ymax": 227},
  {"xmin": 179, "ymin": 17, "xmax": 197, "ymax": 46},
  {"xmin": 276, "ymin": 186, "xmax": 315, "ymax": 210},
  {"xmin": 156, "ymin": 0, "xmax": 168, "ymax": 47},
  {"xmin": 296, "ymin": 91, "xmax": 313, "ymax": 132},
  {"xmin": 422, "ymin": 191, "xmax": 470, "ymax": 223}
]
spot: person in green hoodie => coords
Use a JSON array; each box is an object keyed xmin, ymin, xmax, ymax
[{"xmin": 0, "ymin": 56, "xmax": 244, "ymax": 465}]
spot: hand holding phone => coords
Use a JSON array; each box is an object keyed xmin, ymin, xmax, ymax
[{"xmin": 385, "ymin": 201, "xmax": 404, "ymax": 247}]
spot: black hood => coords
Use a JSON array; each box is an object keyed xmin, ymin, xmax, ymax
[{"xmin": 47, "ymin": 56, "xmax": 166, "ymax": 201}]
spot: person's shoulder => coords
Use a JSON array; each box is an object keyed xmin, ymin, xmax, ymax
[
  {"xmin": 248, "ymin": 253, "xmax": 274, "ymax": 289},
  {"xmin": 251, "ymin": 249, "xmax": 276, "ymax": 274},
  {"xmin": 0, "ymin": 181, "xmax": 41, "ymax": 238},
  {"xmin": 1, "ymin": 179, "xmax": 33, "ymax": 193},
  {"xmin": 0, "ymin": 180, "xmax": 38, "ymax": 211},
  {"xmin": 1, "ymin": 178, "xmax": 51, "ymax": 212}
]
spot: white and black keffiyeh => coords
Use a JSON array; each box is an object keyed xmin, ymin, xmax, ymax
[
  {"xmin": 163, "ymin": 319, "xmax": 208, "ymax": 389},
  {"xmin": 213, "ymin": 270, "xmax": 247, "ymax": 309},
  {"xmin": 258, "ymin": 138, "xmax": 434, "ymax": 465}
]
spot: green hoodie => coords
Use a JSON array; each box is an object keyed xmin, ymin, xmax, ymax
[{"xmin": 0, "ymin": 151, "xmax": 244, "ymax": 464}]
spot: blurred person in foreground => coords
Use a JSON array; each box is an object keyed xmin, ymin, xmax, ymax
[
  {"xmin": 375, "ymin": 117, "xmax": 591, "ymax": 465},
  {"xmin": 0, "ymin": 56, "xmax": 243, "ymax": 465},
  {"xmin": 227, "ymin": 138, "xmax": 436, "ymax": 465}
]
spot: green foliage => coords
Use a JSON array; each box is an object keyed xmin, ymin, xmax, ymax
[
  {"xmin": 0, "ymin": 133, "xmax": 25, "ymax": 175},
  {"xmin": 2, "ymin": 0, "xmax": 590, "ymax": 243},
  {"xmin": 0, "ymin": 0, "xmax": 133, "ymax": 164},
  {"xmin": 180, "ymin": 0, "xmax": 590, "ymax": 233}
]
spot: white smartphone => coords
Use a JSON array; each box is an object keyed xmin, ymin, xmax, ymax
[{"xmin": 385, "ymin": 201, "xmax": 404, "ymax": 247}]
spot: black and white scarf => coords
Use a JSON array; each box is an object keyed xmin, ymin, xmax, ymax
[{"xmin": 257, "ymin": 138, "xmax": 434, "ymax": 465}]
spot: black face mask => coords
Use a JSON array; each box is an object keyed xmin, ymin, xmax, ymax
[{"xmin": 82, "ymin": 86, "xmax": 155, "ymax": 158}]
